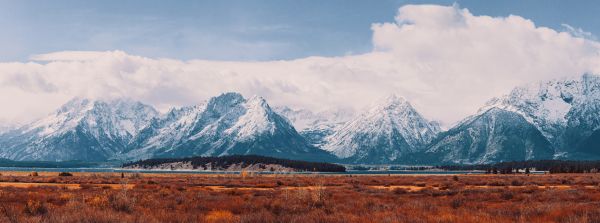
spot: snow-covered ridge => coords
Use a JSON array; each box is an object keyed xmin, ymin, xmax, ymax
[
  {"xmin": 1, "ymin": 73, "xmax": 599, "ymax": 164},
  {"xmin": 20, "ymin": 98, "xmax": 159, "ymax": 140},
  {"xmin": 225, "ymin": 96, "xmax": 277, "ymax": 141},
  {"xmin": 0, "ymin": 98, "xmax": 160, "ymax": 161},
  {"xmin": 425, "ymin": 107, "xmax": 555, "ymax": 164},
  {"xmin": 0, "ymin": 123, "xmax": 16, "ymax": 134},
  {"xmin": 478, "ymin": 73, "xmax": 600, "ymax": 148},
  {"xmin": 274, "ymin": 106, "xmax": 354, "ymax": 131},
  {"xmin": 122, "ymin": 92, "xmax": 334, "ymax": 162},
  {"xmin": 322, "ymin": 94, "xmax": 440, "ymax": 162}
]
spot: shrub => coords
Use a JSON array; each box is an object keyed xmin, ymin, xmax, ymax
[
  {"xmin": 451, "ymin": 198, "xmax": 464, "ymax": 209},
  {"xmin": 501, "ymin": 191, "xmax": 514, "ymax": 200},
  {"xmin": 1, "ymin": 205, "xmax": 20, "ymax": 223},
  {"xmin": 511, "ymin": 180, "xmax": 524, "ymax": 186},
  {"xmin": 24, "ymin": 200, "xmax": 47, "ymax": 216},
  {"xmin": 58, "ymin": 172, "xmax": 73, "ymax": 177},
  {"xmin": 108, "ymin": 191, "xmax": 135, "ymax": 213},
  {"xmin": 414, "ymin": 182, "xmax": 426, "ymax": 187},
  {"xmin": 87, "ymin": 195, "xmax": 108, "ymax": 207},
  {"xmin": 130, "ymin": 172, "xmax": 142, "ymax": 179},
  {"xmin": 488, "ymin": 181, "xmax": 506, "ymax": 186},
  {"xmin": 393, "ymin": 188, "xmax": 408, "ymax": 195}
]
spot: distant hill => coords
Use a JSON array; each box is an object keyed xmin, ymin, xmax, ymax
[
  {"xmin": 122, "ymin": 155, "xmax": 346, "ymax": 172},
  {"xmin": 0, "ymin": 159, "xmax": 102, "ymax": 168}
]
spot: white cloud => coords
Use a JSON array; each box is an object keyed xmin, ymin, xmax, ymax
[
  {"xmin": 1, "ymin": 4, "xmax": 600, "ymax": 127},
  {"xmin": 29, "ymin": 51, "xmax": 125, "ymax": 61},
  {"xmin": 561, "ymin": 23, "xmax": 597, "ymax": 41}
]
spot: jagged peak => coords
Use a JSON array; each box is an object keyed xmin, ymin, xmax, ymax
[
  {"xmin": 58, "ymin": 97, "xmax": 93, "ymax": 113},
  {"xmin": 246, "ymin": 95, "xmax": 271, "ymax": 110},
  {"xmin": 476, "ymin": 73, "xmax": 600, "ymax": 128},
  {"xmin": 365, "ymin": 94, "xmax": 415, "ymax": 117},
  {"xmin": 382, "ymin": 94, "xmax": 409, "ymax": 106},
  {"xmin": 205, "ymin": 92, "xmax": 246, "ymax": 111},
  {"xmin": 57, "ymin": 97, "xmax": 158, "ymax": 116},
  {"xmin": 212, "ymin": 92, "xmax": 245, "ymax": 103}
]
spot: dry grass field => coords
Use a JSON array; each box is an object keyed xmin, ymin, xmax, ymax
[{"xmin": 1, "ymin": 172, "xmax": 600, "ymax": 223}]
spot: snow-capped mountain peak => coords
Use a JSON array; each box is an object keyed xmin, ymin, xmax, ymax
[
  {"xmin": 367, "ymin": 95, "xmax": 418, "ymax": 122},
  {"xmin": 322, "ymin": 95, "xmax": 439, "ymax": 163},
  {"xmin": 0, "ymin": 97, "xmax": 159, "ymax": 161},
  {"xmin": 25, "ymin": 97, "xmax": 96, "ymax": 137},
  {"xmin": 29, "ymin": 98, "xmax": 158, "ymax": 138},
  {"xmin": 477, "ymin": 73, "xmax": 600, "ymax": 151},
  {"xmin": 375, "ymin": 94, "xmax": 410, "ymax": 111},
  {"xmin": 0, "ymin": 122, "xmax": 19, "ymax": 134},
  {"xmin": 225, "ymin": 95, "xmax": 277, "ymax": 141},
  {"xmin": 123, "ymin": 92, "xmax": 334, "ymax": 162}
]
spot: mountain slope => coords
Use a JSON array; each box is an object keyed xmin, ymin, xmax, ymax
[
  {"xmin": 0, "ymin": 98, "xmax": 158, "ymax": 161},
  {"xmin": 424, "ymin": 108, "xmax": 554, "ymax": 164},
  {"xmin": 126, "ymin": 93, "xmax": 335, "ymax": 162},
  {"xmin": 574, "ymin": 129, "xmax": 600, "ymax": 158},
  {"xmin": 322, "ymin": 95, "xmax": 439, "ymax": 164},
  {"xmin": 481, "ymin": 73, "xmax": 600, "ymax": 157},
  {"xmin": 0, "ymin": 123, "xmax": 17, "ymax": 134},
  {"xmin": 275, "ymin": 106, "xmax": 354, "ymax": 147}
]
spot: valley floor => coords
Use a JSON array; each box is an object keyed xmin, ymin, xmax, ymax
[{"xmin": 0, "ymin": 172, "xmax": 599, "ymax": 222}]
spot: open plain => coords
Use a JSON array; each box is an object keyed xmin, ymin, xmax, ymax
[{"xmin": 0, "ymin": 172, "xmax": 599, "ymax": 222}]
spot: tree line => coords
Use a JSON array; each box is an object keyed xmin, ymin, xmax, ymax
[
  {"xmin": 438, "ymin": 160, "xmax": 600, "ymax": 174},
  {"xmin": 122, "ymin": 155, "xmax": 346, "ymax": 172}
]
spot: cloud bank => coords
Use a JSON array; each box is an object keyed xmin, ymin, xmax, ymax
[{"xmin": 1, "ymin": 4, "xmax": 600, "ymax": 126}]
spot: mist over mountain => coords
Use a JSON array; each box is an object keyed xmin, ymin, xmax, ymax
[
  {"xmin": 0, "ymin": 74, "xmax": 599, "ymax": 164},
  {"xmin": 125, "ymin": 93, "xmax": 335, "ymax": 162},
  {"xmin": 274, "ymin": 106, "xmax": 354, "ymax": 148},
  {"xmin": 479, "ymin": 74, "xmax": 600, "ymax": 159},
  {"xmin": 0, "ymin": 98, "xmax": 158, "ymax": 161}
]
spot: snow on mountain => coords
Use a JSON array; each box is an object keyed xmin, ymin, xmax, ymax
[
  {"xmin": 0, "ymin": 98, "xmax": 158, "ymax": 161},
  {"xmin": 274, "ymin": 106, "xmax": 354, "ymax": 147},
  {"xmin": 0, "ymin": 122, "xmax": 17, "ymax": 134},
  {"xmin": 424, "ymin": 108, "xmax": 554, "ymax": 164},
  {"xmin": 274, "ymin": 106, "xmax": 354, "ymax": 131},
  {"xmin": 24, "ymin": 98, "xmax": 157, "ymax": 141},
  {"xmin": 224, "ymin": 96, "xmax": 278, "ymax": 141},
  {"xmin": 480, "ymin": 73, "xmax": 600, "ymax": 156},
  {"xmin": 1, "ymin": 73, "xmax": 597, "ymax": 164},
  {"xmin": 322, "ymin": 95, "xmax": 439, "ymax": 164},
  {"xmin": 125, "ymin": 103, "xmax": 208, "ymax": 157},
  {"xmin": 126, "ymin": 93, "xmax": 335, "ymax": 162}
]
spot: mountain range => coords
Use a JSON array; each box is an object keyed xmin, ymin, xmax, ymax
[
  {"xmin": 321, "ymin": 95, "xmax": 440, "ymax": 164},
  {"xmin": 0, "ymin": 74, "xmax": 599, "ymax": 164}
]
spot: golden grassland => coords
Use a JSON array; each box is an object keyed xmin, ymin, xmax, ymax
[{"xmin": 1, "ymin": 172, "xmax": 600, "ymax": 222}]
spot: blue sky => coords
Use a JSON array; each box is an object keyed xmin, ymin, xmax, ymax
[
  {"xmin": 1, "ymin": 1, "xmax": 600, "ymax": 125},
  {"xmin": 1, "ymin": 0, "xmax": 599, "ymax": 61}
]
